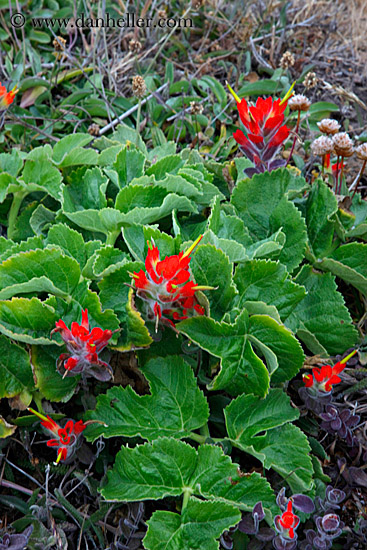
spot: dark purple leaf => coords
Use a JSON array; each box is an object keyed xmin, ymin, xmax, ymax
[{"xmin": 292, "ymin": 494, "xmax": 315, "ymax": 514}]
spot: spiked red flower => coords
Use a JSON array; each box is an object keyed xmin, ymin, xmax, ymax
[
  {"xmin": 28, "ymin": 408, "xmax": 86, "ymax": 465},
  {"xmin": 0, "ymin": 82, "xmax": 18, "ymax": 110},
  {"xmin": 303, "ymin": 350, "xmax": 357, "ymax": 394},
  {"xmin": 132, "ymin": 235, "xmax": 212, "ymax": 331},
  {"xmin": 227, "ymin": 82, "xmax": 294, "ymax": 176},
  {"xmin": 52, "ymin": 309, "xmax": 115, "ymax": 381}
]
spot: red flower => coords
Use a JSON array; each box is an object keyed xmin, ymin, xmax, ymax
[
  {"xmin": 278, "ymin": 501, "xmax": 300, "ymax": 539},
  {"xmin": 227, "ymin": 82, "xmax": 294, "ymax": 176},
  {"xmin": 303, "ymin": 350, "xmax": 357, "ymax": 393},
  {"xmin": 28, "ymin": 408, "xmax": 86, "ymax": 465},
  {"xmin": 132, "ymin": 235, "xmax": 212, "ymax": 330},
  {"xmin": 0, "ymin": 82, "xmax": 18, "ymax": 110},
  {"xmin": 52, "ymin": 309, "xmax": 115, "ymax": 381}
]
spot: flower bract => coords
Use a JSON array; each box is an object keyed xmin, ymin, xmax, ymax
[
  {"xmin": 52, "ymin": 309, "xmax": 115, "ymax": 381},
  {"xmin": 132, "ymin": 235, "xmax": 212, "ymax": 331}
]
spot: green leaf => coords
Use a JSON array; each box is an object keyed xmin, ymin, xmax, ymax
[
  {"xmin": 99, "ymin": 264, "xmax": 153, "ymax": 350},
  {"xmin": 82, "ymin": 245, "xmax": 129, "ymax": 279},
  {"xmin": 21, "ymin": 153, "xmax": 63, "ymax": 201},
  {"xmin": 177, "ymin": 311, "xmax": 269, "ymax": 397},
  {"xmin": 63, "ymin": 208, "xmax": 124, "ymax": 238},
  {"xmin": 234, "ymin": 260, "xmax": 306, "ymax": 322},
  {"xmin": 144, "ymin": 498, "xmax": 240, "ymax": 550},
  {"xmin": 0, "ymin": 149, "xmax": 23, "ymax": 177},
  {"xmin": 231, "ymin": 169, "xmax": 307, "ymax": 271},
  {"xmin": 319, "ymin": 243, "xmax": 367, "ymax": 296},
  {"xmin": 102, "ymin": 438, "xmax": 274, "ymax": 513},
  {"xmin": 305, "ymin": 180, "xmax": 338, "ymax": 258},
  {"xmin": 225, "ymin": 389, "xmax": 313, "ymax": 492},
  {"xmin": 145, "ymin": 155, "xmax": 183, "ymax": 179},
  {"xmin": 0, "ymin": 297, "xmax": 57, "ymax": 344},
  {"xmin": 62, "ymin": 166, "xmax": 108, "ymax": 211},
  {"xmin": 30, "ymin": 205, "xmax": 56, "ymax": 236},
  {"xmin": 84, "ymin": 355, "xmax": 209, "ymax": 442},
  {"xmin": 112, "ymin": 145, "xmax": 146, "ymax": 188},
  {"xmin": 0, "ymin": 247, "xmax": 81, "ymax": 300},
  {"xmin": 190, "ymin": 244, "xmax": 236, "ymax": 320},
  {"xmin": 46, "ymin": 223, "xmax": 86, "ymax": 267},
  {"xmin": 0, "ymin": 334, "xmax": 34, "ymax": 399},
  {"xmin": 286, "ymin": 265, "xmax": 358, "ymax": 355},
  {"xmin": 0, "ymin": 236, "xmax": 43, "ymax": 263},
  {"xmin": 32, "ymin": 345, "xmax": 77, "ymax": 402},
  {"xmin": 52, "ymin": 134, "xmax": 97, "ymax": 167}
]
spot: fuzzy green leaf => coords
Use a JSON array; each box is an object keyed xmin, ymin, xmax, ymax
[
  {"xmin": 85, "ymin": 356, "xmax": 209, "ymax": 441},
  {"xmin": 0, "ymin": 334, "xmax": 34, "ymax": 399}
]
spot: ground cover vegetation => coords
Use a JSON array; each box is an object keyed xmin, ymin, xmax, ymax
[{"xmin": 0, "ymin": 0, "xmax": 367, "ymax": 549}]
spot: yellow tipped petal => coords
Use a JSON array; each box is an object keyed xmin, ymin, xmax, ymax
[
  {"xmin": 339, "ymin": 349, "xmax": 357, "ymax": 365},
  {"xmin": 226, "ymin": 81, "xmax": 241, "ymax": 104},
  {"xmin": 280, "ymin": 81, "xmax": 296, "ymax": 105},
  {"xmin": 55, "ymin": 449, "xmax": 63, "ymax": 465},
  {"xmin": 193, "ymin": 285, "xmax": 216, "ymax": 291},
  {"xmin": 182, "ymin": 235, "xmax": 203, "ymax": 259},
  {"xmin": 27, "ymin": 407, "xmax": 49, "ymax": 423}
]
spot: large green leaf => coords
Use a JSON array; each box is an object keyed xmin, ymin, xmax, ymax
[
  {"xmin": 21, "ymin": 151, "xmax": 63, "ymax": 201},
  {"xmin": 0, "ymin": 247, "xmax": 81, "ymax": 300},
  {"xmin": 0, "ymin": 297, "xmax": 57, "ymax": 344},
  {"xmin": 234, "ymin": 260, "xmax": 306, "ymax": 322},
  {"xmin": 52, "ymin": 134, "xmax": 97, "ymax": 167},
  {"xmin": 123, "ymin": 225, "xmax": 180, "ymax": 263},
  {"xmin": 231, "ymin": 169, "xmax": 307, "ymax": 271},
  {"xmin": 112, "ymin": 145, "xmax": 146, "ymax": 188},
  {"xmin": 144, "ymin": 498, "xmax": 240, "ymax": 550},
  {"xmin": 286, "ymin": 265, "xmax": 358, "ymax": 355},
  {"xmin": 305, "ymin": 180, "xmax": 338, "ymax": 258},
  {"xmin": 0, "ymin": 334, "xmax": 34, "ymax": 399},
  {"xmin": 46, "ymin": 223, "xmax": 86, "ymax": 268},
  {"xmin": 102, "ymin": 438, "xmax": 274, "ymax": 512},
  {"xmin": 179, "ymin": 309, "xmax": 304, "ymax": 394},
  {"xmin": 319, "ymin": 243, "xmax": 367, "ymax": 296},
  {"xmin": 190, "ymin": 244, "xmax": 236, "ymax": 320},
  {"xmin": 225, "ymin": 389, "xmax": 313, "ymax": 492},
  {"xmin": 84, "ymin": 356, "xmax": 209, "ymax": 441},
  {"xmin": 62, "ymin": 166, "xmax": 108, "ymax": 211}
]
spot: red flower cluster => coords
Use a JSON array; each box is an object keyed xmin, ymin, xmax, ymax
[
  {"xmin": 303, "ymin": 350, "xmax": 357, "ymax": 394},
  {"xmin": 28, "ymin": 408, "xmax": 86, "ymax": 464},
  {"xmin": 0, "ymin": 82, "xmax": 18, "ymax": 110},
  {"xmin": 227, "ymin": 82, "xmax": 293, "ymax": 176},
  {"xmin": 275, "ymin": 500, "xmax": 300, "ymax": 540},
  {"xmin": 132, "ymin": 235, "xmax": 211, "ymax": 330},
  {"xmin": 52, "ymin": 309, "xmax": 115, "ymax": 381}
]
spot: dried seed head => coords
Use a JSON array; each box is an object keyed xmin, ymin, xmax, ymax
[
  {"xmin": 132, "ymin": 75, "xmax": 147, "ymax": 99},
  {"xmin": 355, "ymin": 143, "xmax": 367, "ymax": 161},
  {"xmin": 317, "ymin": 118, "xmax": 341, "ymax": 135},
  {"xmin": 190, "ymin": 101, "xmax": 204, "ymax": 115},
  {"xmin": 304, "ymin": 71, "xmax": 318, "ymax": 89},
  {"xmin": 288, "ymin": 94, "xmax": 311, "ymax": 112},
  {"xmin": 332, "ymin": 132, "xmax": 354, "ymax": 157},
  {"xmin": 53, "ymin": 36, "xmax": 66, "ymax": 51},
  {"xmin": 279, "ymin": 51, "xmax": 295, "ymax": 70},
  {"xmin": 157, "ymin": 9, "xmax": 166, "ymax": 18},
  {"xmin": 311, "ymin": 136, "xmax": 334, "ymax": 156},
  {"xmin": 129, "ymin": 39, "xmax": 142, "ymax": 53},
  {"xmin": 192, "ymin": 0, "xmax": 204, "ymax": 8},
  {"xmin": 88, "ymin": 123, "xmax": 100, "ymax": 137}
]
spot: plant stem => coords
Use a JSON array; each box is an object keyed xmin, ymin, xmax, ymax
[
  {"xmin": 338, "ymin": 157, "xmax": 345, "ymax": 195},
  {"xmin": 188, "ymin": 432, "xmax": 206, "ymax": 444},
  {"xmin": 181, "ymin": 488, "xmax": 192, "ymax": 512},
  {"xmin": 285, "ymin": 110, "xmax": 301, "ymax": 168},
  {"xmin": 136, "ymin": 99, "xmax": 142, "ymax": 147},
  {"xmin": 334, "ymin": 155, "xmax": 340, "ymax": 194},
  {"xmin": 106, "ymin": 230, "xmax": 120, "ymax": 246},
  {"xmin": 7, "ymin": 191, "xmax": 26, "ymax": 240},
  {"xmin": 200, "ymin": 423, "xmax": 210, "ymax": 440}
]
